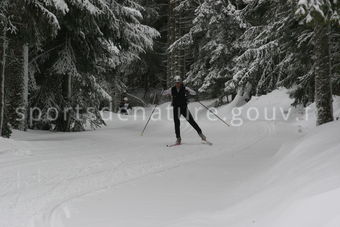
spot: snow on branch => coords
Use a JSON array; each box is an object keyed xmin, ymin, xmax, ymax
[
  {"xmin": 168, "ymin": 33, "xmax": 193, "ymax": 53},
  {"xmin": 121, "ymin": 6, "xmax": 143, "ymax": 22},
  {"xmin": 52, "ymin": 42, "xmax": 81, "ymax": 78},
  {"xmin": 124, "ymin": 23, "xmax": 160, "ymax": 52},
  {"xmin": 51, "ymin": 0, "xmax": 69, "ymax": 14},
  {"xmin": 296, "ymin": 0, "xmax": 340, "ymax": 24},
  {"xmin": 236, "ymin": 40, "xmax": 279, "ymax": 64},
  {"xmin": 32, "ymin": 1, "xmax": 61, "ymax": 33}
]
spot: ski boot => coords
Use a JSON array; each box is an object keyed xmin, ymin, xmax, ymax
[
  {"xmin": 176, "ymin": 137, "xmax": 182, "ymax": 145},
  {"xmin": 199, "ymin": 133, "xmax": 207, "ymax": 141}
]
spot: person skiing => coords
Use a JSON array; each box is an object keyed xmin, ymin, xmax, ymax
[
  {"xmin": 163, "ymin": 76, "xmax": 207, "ymax": 145},
  {"xmin": 119, "ymin": 97, "xmax": 132, "ymax": 115}
]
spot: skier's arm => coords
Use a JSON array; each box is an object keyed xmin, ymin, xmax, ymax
[
  {"xmin": 186, "ymin": 87, "xmax": 197, "ymax": 96},
  {"xmin": 162, "ymin": 88, "xmax": 172, "ymax": 96}
]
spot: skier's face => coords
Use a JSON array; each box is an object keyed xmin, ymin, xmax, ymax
[{"xmin": 175, "ymin": 82, "xmax": 181, "ymax": 88}]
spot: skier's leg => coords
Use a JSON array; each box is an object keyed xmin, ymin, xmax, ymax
[
  {"xmin": 181, "ymin": 106, "xmax": 202, "ymax": 134},
  {"xmin": 173, "ymin": 106, "xmax": 181, "ymax": 139}
]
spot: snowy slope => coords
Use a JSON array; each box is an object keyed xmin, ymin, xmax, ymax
[
  {"xmin": 166, "ymin": 121, "xmax": 340, "ymax": 227},
  {"xmin": 0, "ymin": 89, "xmax": 339, "ymax": 227}
]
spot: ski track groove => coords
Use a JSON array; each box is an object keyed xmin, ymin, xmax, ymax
[
  {"xmin": 0, "ymin": 121, "xmax": 273, "ymax": 227},
  {"xmin": 45, "ymin": 122, "xmax": 273, "ymax": 227}
]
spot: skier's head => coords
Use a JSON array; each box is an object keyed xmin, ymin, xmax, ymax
[
  {"xmin": 174, "ymin": 76, "xmax": 183, "ymax": 88},
  {"xmin": 123, "ymin": 97, "xmax": 129, "ymax": 102}
]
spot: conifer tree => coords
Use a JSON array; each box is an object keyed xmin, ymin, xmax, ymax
[
  {"xmin": 296, "ymin": 0, "xmax": 339, "ymax": 125},
  {"xmin": 0, "ymin": 4, "xmax": 8, "ymax": 136},
  {"xmin": 170, "ymin": 0, "xmax": 248, "ymax": 98},
  {"xmin": 28, "ymin": 0, "xmax": 159, "ymax": 131},
  {"xmin": 1, "ymin": 0, "xmax": 65, "ymax": 134},
  {"xmin": 167, "ymin": 0, "xmax": 196, "ymax": 86}
]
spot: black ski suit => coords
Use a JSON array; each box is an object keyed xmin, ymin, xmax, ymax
[{"xmin": 164, "ymin": 85, "xmax": 202, "ymax": 139}]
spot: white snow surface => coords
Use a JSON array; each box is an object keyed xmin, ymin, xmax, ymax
[{"xmin": 1, "ymin": 89, "xmax": 340, "ymax": 227}]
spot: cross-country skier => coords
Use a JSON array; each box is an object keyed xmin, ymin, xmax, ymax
[
  {"xmin": 163, "ymin": 76, "xmax": 207, "ymax": 145},
  {"xmin": 119, "ymin": 97, "xmax": 132, "ymax": 115}
]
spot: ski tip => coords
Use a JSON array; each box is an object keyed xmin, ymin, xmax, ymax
[
  {"xmin": 202, "ymin": 140, "xmax": 213, "ymax": 146},
  {"xmin": 166, "ymin": 144, "xmax": 181, "ymax": 147}
]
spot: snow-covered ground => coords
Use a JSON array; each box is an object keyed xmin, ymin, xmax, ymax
[{"xmin": 1, "ymin": 89, "xmax": 340, "ymax": 227}]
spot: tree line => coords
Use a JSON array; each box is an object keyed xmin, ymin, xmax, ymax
[{"xmin": 0, "ymin": 0, "xmax": 339, "ymax": 138}]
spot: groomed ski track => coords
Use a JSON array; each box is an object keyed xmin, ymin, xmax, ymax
[{"xmin": 0, "ymin": 99, "xmax": 301, "ymax": 227}]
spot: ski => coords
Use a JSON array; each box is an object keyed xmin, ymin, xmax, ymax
[
  {"xmin": 166, "ymin": 143, "xmax": 181, "ymax": 147},
  {"xmin": 202, "ymin": 140, "xmax": 213, "ymax": 146},
  {"xmin": 166, "ymin": 141, "xmax": 213, "ymax": 147}
]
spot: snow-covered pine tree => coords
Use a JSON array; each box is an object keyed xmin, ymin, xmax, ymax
[
  {"xmin": 170, "ymin": 0, "xmax": 246, "ymax": 99},
  {"xmin": 296, "ymin": 0, "xmax": 339, "ymax": 125},
  {"xmin": 31, "ymin": 0, "xmax": 119, "ymax": 131},
  {"xmin": 105, "ymin": 0, "xmax": 160, "ymax": 111},
  {"xmin": 223, "ymin": 1, "xmax": 317, "ymax": 108},
  {"xmin": 166, "ymin": 0, "xmax": 195, "ymax": 86},
  {"xmin": 0, "ymin": 2, "xmax": 8, "ymax": 137},
  {"xmin": 227, "ymin": 1, "xmax": 299, "ymax": 98},
  {"xmin": 119, "ymin": 0, "xmax": 168, "ymax": 99},
  {"xmin": 28, "ymin": 0, "xmax": 159, "ymax": 131},
  {"xmin": 2, "ymin": 0, "xmax": 64, "ymax": 132}
]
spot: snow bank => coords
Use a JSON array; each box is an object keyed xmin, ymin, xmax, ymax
[
  {"xmin": 267, "ymin": 121, "xmax": 340, "ymax": 227},
  {"xmin": 168, "ymin": 120, "xmax": 340, "ymax": 227},
  {"xmin": 218, "ymin": 88, "xmax": 340, "ymax": 129},
  {"xmin": 216, "ymin": 88, "xmax": 304, "ymax": 129},
  {"xmin": 219, "ymin": 88, "xmax": 292, "ymax": 114}
]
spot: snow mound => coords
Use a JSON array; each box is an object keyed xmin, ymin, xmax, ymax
[
  {"xmin": 267, "ymin": 121, "xmax": 340, "ymax": 227},
  {"xmin": 218, "ymin": 88, "xmax": 301, "ymax": 124},
  {"xmin": 169, "ymin": 120, "xmax": 340, "ymax": 227},
  {"xmin": 218, "ymin": 88, "xmax": 340, "ymax": 127}
]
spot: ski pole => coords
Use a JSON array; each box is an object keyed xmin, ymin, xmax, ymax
[
  {"xmin": 141, "ymin": 89, "xmax": 164, "ymax": 136},
  {"xmin": 198, "ymin": 101, "xmax": 231, "ymax": 127}
]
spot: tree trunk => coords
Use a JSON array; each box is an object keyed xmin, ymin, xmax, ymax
[
  {"xmin": 167, "ymin": 0, "xmax": 176, "ymax": 87},
  {"xmin": 0, "ymin": 27, "xmax": 7, "ymax": 136},
  {"xmin": 112, "ymin": 74, "xmax": 121, "ymax": 113},
  {"xmin": 63, "ymin": 74, "xmax": 72, "ymax": 131},
  {"xmin": 314, "ymin": 24, "xmax": 334, "ymax": 126},
  {"xmin": 63, "ymin": 74, "xmax": 72, "ymax": 100},
  {"xmin": 18, "ymin": 43, "xmax": 29, "ymax": 131},
  {"xmin": 56, "ymin": 74, "xmax": 72, "ymax": 131}
]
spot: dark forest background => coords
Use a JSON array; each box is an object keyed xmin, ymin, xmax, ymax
[{"xmin": 0, "ymin": 0, "xmax": 339, "ymax": 137}]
